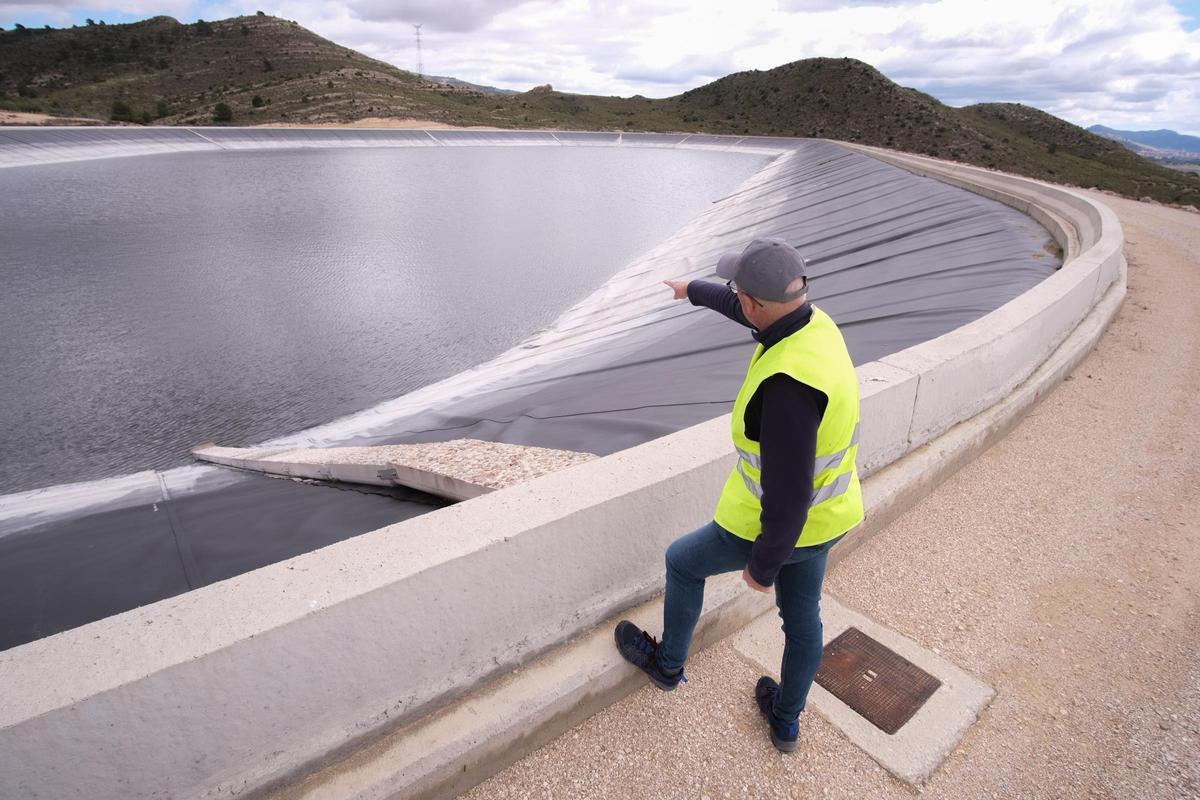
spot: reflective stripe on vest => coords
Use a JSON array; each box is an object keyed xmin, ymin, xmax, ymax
[
  {"xmin": 813, "ymin": 421, "xmax": 860, "ymax": 476},
  {"xmin": 736, "ymin": 421, "xmax": 859, "ymax": 476},
  {"xmin": 735, "ymin": 446, "xmax": 761, "ymax": 470},
  {"xmin": 735, "ymin": 458, "xmax": 762, "ymax": 498},
  {"xmin": 736, "ymin": 453, "xmax": 855, "ymax": 507}
]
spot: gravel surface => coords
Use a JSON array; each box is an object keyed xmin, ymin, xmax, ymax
[
  {"xmin": 462, "ymin": 193, "xmax": 1200, "ymax": 799},
  {"xmin": 264, "ymin": 440, "xmax": 596, "ymax": 489}
]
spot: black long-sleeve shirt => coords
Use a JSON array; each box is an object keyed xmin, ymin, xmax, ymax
[{"xmin": 686, "ymin": 280, "xmax": 828, "ymax": 587}]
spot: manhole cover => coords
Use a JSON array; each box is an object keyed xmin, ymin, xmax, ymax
[{"xmin": 815, "ymin": 626, "xmax": 942, "ymax": 734}]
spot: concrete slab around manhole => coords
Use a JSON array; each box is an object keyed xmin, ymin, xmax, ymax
[{"xmin": 731, "ymin": 594, "xmax": 994, "ymax": 786}]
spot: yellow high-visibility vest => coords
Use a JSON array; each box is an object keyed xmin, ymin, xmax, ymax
[{"xmin": 713, "ymin": 306, "xmax": 864, "ymax": 547}]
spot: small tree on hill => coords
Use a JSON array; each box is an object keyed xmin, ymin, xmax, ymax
[
  {"xmin": 212, "ymin": 102, "xmax": 233, "ymax": 122},
  {"xmin": 110, "ymin": 100, "xmax": 134, "ymax": 122},
  {"xmin": 251, "ymin": 95, "xmax": 264, "ymax": 108}
]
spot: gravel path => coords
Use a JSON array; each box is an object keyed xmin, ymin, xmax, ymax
[{"xmin": 462, "ymin": 193, "xmax": 1200, "ymax": 800}]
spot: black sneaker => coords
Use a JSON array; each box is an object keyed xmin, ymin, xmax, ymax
[
  {"xmin": 755, "ymin": 676, "xmax": 799, "ymax": 752},
  {"xmin": 613, "ymin": 620, "xmax": 687, "ymax": 691}
]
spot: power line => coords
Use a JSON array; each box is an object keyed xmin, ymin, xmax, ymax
[{"xmin": 413, "ymin": 23, "xmax": 423, "ymax": 79}]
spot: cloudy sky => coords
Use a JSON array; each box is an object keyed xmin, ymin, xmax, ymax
[{"xmin": 4, "ymin": 0, "xmax": 1199, "ymax": 134}]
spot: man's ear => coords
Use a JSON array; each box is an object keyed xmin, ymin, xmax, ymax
[
  {"xmin": 785, "ymin": 276, "xmax": 807, "ymax": 297},
  {"xmin": 738, "ymin": 292, "xmax": 757, "ymax": 322}
]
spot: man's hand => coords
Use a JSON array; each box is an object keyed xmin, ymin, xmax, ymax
[
  {"xmin": 662, "ymin": 279, "xmax": 690, "ymax": 300},
  {"xmin": 742, "ymin": 565, "xmax": 771, "ymax": 594}
]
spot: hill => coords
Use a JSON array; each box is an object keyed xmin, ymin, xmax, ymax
[
  {"xmin": 2, "ymin": 15, "xmax": 1198, "ymax": 206},
  {"xmin": 0, "ymin": 14, "xmax": 500, "ymax": 125}
]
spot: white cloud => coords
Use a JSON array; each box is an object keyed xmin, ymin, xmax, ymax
[
  {"xmin": 0, "ymin": 0, "xmax": 193, "ymax": 18},
  {"xmin": 4, "ymin": 0, "xmax": 1198, "ymax": 133},
  {"xmin": 862, "ymin": 0, "xmax": 1200, "ymax": 132},
  {"xmin": 344, "ymin": 0, "xmax": 540, "ymax": 32}
]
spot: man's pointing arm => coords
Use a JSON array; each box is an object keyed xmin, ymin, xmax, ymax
[{"xmin": 662, "ymin": 279, "xmax": 754, "ymax": 329}]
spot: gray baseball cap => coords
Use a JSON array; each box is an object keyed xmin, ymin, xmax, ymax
[{"xmin": 716, "ymin": 238, "xmax": 809, "ymax": 302}]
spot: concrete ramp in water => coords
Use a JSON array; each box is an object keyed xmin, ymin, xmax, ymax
[{"xmin": 191, "ymin": 440, "xmax": 595, "ymax": 501}]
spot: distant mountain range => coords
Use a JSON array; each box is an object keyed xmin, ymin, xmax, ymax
[
  {"xmin": 1089, "ymin": 125, "xmax": 1200, "ymax": 154},
  {"xmin": 1089, "ymin": 125, "xmax": 1200, "ymax": 173},
  {"xmin": 427, "ymin": 75, "xmax": 518, "ymax": 95},
  {"xmin": 2, "ymin": 14, "xmax": 1198, "ymax": 206}
]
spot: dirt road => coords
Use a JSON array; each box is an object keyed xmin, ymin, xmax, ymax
[{"xmin": 463, "ymin": 193, "xmax": 1200, "ymax": 800}]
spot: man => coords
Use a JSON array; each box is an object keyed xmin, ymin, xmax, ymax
[{"xmin": 613, "ymin": 237, "xmax": 863, "ymax": 753}]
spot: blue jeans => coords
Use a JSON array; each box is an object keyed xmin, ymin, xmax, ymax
[{"xmin": 659, "ymin": 520, "xmax": 843, "ymax": 723}]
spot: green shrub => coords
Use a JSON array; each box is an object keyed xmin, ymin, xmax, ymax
[
  {"xmin": 251, "ymin": 95, "xmax": 264, "ymax": 107},
  {"xmin": 212, "ymin": 102, "xmax": 233, "ymax": 122},
  {"xmin": 0, "ymin": 98, "xmax": 42, "ymax": 112},
  {"xmin": 110, "ymin": 99, "xmax": 134, "ymax": 122}
]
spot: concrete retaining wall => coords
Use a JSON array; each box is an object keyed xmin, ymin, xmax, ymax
[{"xmin": 0, "ymin": 135, "xmax": 1124, "ymax": 800}]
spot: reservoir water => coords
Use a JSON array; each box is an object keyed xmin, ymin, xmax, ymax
[{"xmin": 0, "ymin": 146, "xmax": 766, "ymax": 493}]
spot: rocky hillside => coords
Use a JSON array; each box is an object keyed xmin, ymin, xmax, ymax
[
  {"xmin": 2, "ymin": 15, "xmax": 1198, "ymax": 206},
  {"xmin": 671, "ymin": 60, "xmax": 975, "ymax": 150},
  {"xmin": 0, "ymin": 14, "xmax": 485, "ymax": 125}
]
